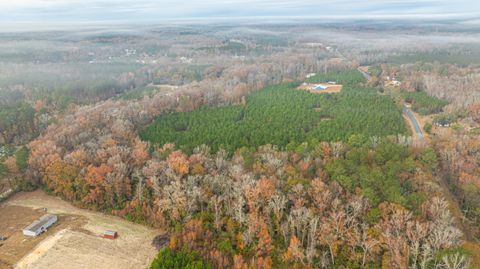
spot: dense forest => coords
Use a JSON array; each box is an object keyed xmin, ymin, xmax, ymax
[
  {"xmin": 141, "ymin": 71, "xmax": 406, "ymax": 154},
  {"xmin": 0, "ymin": 102, "xmax": 37, "ymax": 145},
  {"xmin": 431, "ymin": 104, "xmax": 480, "ymax": 245},
  {"xmin": 401, "ymin": 91, "xmax": 449, "ymax": 115},
  {"xmin": 387, "ymin": 44, "xmax": 480, "ymax": 66},
  {"xmin": 35, "ymin": 134, "xmax": 465, "ymax": 268},
  {"xmin": 305, "ymin": 69, "xmax": 366, "ymax": 85},
  {"xmin": 369, "ymin": 57, "xmax": 480, "ymax": 260}
]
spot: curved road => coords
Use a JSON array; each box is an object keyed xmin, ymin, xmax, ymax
[
  {"xmin": 356, "ymin": 65, "xmax": 424, "ymax": 140},
  {"xmin": 403, "ymin": 105, "xmax": 424, "ymax": 140},
  {"xmin": 357, "ymin": 67, "xmax": 372, "ymax": 81}
]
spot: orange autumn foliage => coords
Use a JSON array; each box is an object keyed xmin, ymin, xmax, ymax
[
  {"xmin": 33, "ymin": 100, "xmax": 44, "ymax": 112},
  {"xmin": 283, "ymin": 236, "xmax": 305, "ymax": 264},
  {"xmin": 256, "ymin": 223, "xmax": 273, "ymax": 257},
  {"xmin": 132, "ymin": 139, "xmax": 149, "ymax": 166},
  {"xmin": 44, "ymin": 160, "xmax": 79, "ymax": 200},
  {"xmin": 469, "ymin": 102, "xmax": 480, "ymax": 123},
  {"xmin": 83, "ymin": 164, "xmax": 112, "ymax": 205},
  {"xmin": 167, "ymin": 150, "xmax": 190, "ymax": 176}
]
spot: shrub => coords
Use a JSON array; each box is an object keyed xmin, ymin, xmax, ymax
[
  {"xmin": 15, "ymin": 146, "xmax": 29, "ymax": 172},
  {"xmin": 149, "ymin": 248, "xmax": 213, "ymax": 269},
  {"xmin": 424, "ymin": 122, "xmax": 432, "ymax": 134}
]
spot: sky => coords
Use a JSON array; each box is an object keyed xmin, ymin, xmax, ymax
[{"xmin": 0, "ymin": 0, "xmax": 478, "ymax": 24}]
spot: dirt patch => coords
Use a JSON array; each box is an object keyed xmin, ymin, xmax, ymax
[
  {"xmin": 1, "ymin": 191, "xmax": 163, "ymax": 269},
  {"xmin": 0, "ymin": 204, "xmax": 87, "ymax": 269},
  {"xmin": 297, "ymin": 83, "xmax": 343, "ymax": 94},
  {"xmin": 15, "ymin": 230, "xmax": 153, "ymax": 269}
]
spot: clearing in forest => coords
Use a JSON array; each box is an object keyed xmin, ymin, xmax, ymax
[
  {"xmin": 0, "ymin": 191, "xmax": 162, "ymax": 269},
  {"xmin": 296, "ymin": 83, "xmax": 343, "ymax": 94}
]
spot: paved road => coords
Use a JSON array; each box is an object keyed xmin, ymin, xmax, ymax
[
  {"xmin": 357, "ymin": 66, "xmax": 424, "ymax": 140},
  {"xmin": 357, "ymin": 67, "xmax": 372, "ymax": 81},
  {"xmin": 403, "ymin": 105, "xmax": 424, "ymax": 140}
]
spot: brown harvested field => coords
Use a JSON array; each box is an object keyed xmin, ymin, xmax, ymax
[
  {"xmin": 297, "ymin": 83, "xmax": 343, "ymax": 94},
  {"xmin": 0, "ymin": 190, "xmax": 162, "ymax": 269},
  {"xmin": 0, "ymin": 205, "xmax": 87, "ymax": 269}
]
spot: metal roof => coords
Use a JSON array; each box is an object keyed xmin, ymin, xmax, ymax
[
  {"xmin": 314, "ymin": 85, "xmax": 328, "ymax": 90},
  {"xmin": 104, "ymin": 230, "xmax": 117, "ymax": 236},
  {"xmin": 24, "ymin": 214, "xmax": 57, "ymax": 232}
]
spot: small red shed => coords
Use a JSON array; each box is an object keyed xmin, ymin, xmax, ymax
[{"xmin": 103, "ymin": 230, "xmax": 118, "ymax": 239}]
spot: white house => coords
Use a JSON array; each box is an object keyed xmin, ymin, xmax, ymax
[{"xmin": 23, "ymin": 214, "xmax": 58, "ymax": 237}]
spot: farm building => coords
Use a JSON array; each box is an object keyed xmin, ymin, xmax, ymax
[
  {"xmin": 23, "ymin": 214, "xmax": 57, "ymax": 237},
  {"xmin": 103, "ymin": 230, "xmax": 118, "ymax": 239}
]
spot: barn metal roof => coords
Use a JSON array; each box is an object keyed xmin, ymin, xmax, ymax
[
  {"xmin": 24, "ymin": 214, "xmax": 57, "ymax": 232},
  {"xmin": 104, "ymin": 230, "xmax": 117, "ymax": 235}
]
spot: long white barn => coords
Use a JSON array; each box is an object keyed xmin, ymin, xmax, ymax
[{"xmin": 23, "ymin": 214, "xmax": 58, "ymax": 237}]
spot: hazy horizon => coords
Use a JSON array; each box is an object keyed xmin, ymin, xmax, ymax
[{"xmin": 1, "ymin": 0, "xmax": 478, "ymax": 27}]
